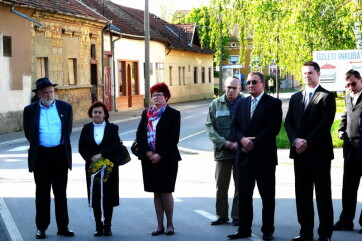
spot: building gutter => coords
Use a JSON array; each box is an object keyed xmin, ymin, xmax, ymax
[{"xmin": 10, "ymin": 6, "xmax": 46, "ymax": 27}]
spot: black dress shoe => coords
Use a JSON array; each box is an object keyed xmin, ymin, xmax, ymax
[
  {"xmin": 151, "ymin": 228, "xmax": 165, "ymax": 236},
  {"xmin": 211, "ymin": 217, "xmax": 229, "ymax": 225},
  {"xmin": 232, "ymin": 219, "xmax": 239, "ymax": 226},
  {"xmin": 57, "ymin": 228, "xmax": 75, "ymax": 236},
  {"xmin": 165, "ymin": 230, "xmax": 175, "ymax": 235},
  {"xmin": 333, "ymin": 221, "xmax": 353, "ymax": 231},
  {"xmin": 227, "ymin": 231, "xmax": 251, "ymax": 240},
  {"xmin": 36, "ymin": 230, "xmax": 46, "ymax": 239},
  {"xmin": 103, "ymin": 225, "xmax": 112, "ymax": 236},
  {"xmin": 263, "ymin": 233, "xmax": 274, "ymax": 240},
  {"xmin": 317, "ymin": 237, "xmax": 331, "ymax": 241},
  {"xmin": 292, "ymin": 235, "xmax": 313, "ymax": 241}
]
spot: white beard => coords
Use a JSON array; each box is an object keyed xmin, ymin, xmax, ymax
[{"xmin": 41, "ymin": 98, "xmax": 54, "ymax": 107}]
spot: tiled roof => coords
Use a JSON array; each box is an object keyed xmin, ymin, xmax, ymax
[
  {"xmin": 1, "ymin": 0, "xmax": 108, "ymax": 22},
  {"xmin": 79, "ymin": 0, "xmax": 213, "ymax": 54}
]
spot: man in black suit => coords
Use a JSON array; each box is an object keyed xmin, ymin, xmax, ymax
[
  {"xmin": 333, "ymin": 69, "xmax": 362, "ymax": 233},
  {"xmin": 285, "ymin": 61, "xmax": 336, "ymax": 241},
  {"xmin": 228, "ymin": 71, "xmax": 282, "ymax": 241},
  {"xmin": 23, "ymin": 77, "xmax": 74, "ymax": 239}
]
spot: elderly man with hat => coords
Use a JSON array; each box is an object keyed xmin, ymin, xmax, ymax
[{"xmin": 23, "ymin": 77, "xmax": 74, "ymax": 239}]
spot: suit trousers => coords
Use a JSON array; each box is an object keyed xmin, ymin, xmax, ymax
[
  {"xmin": 238, "ymin": 163, "xmax": 275, "ymax": 234},
  {"xmin": 338, "ymin": 146, "xmax": 362, "ymax": 226},
  {"xmin": 215, "ymin": 159, "xmax": 239, "ymax": 220},
  {"xmin": 294, "ymin": 158, "xmax": 333, "ymax": 238},
  {"xmin": 33, "ymin": 145, "xmax": 69, "ymax": 231}
]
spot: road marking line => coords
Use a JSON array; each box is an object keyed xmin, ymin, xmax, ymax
[
  {"xmin": 194, "ymin": 210, "xmax": 216, "ymax": 220},
  {"xmin": 174, "ymin": 197, "xmax": 182, "ymax": 202},
  {"xmin": 250, "ymin": 234, "xmax": 263, "ymax": 240},
  {"xmin": 119, "ymin": 129, "xmax": 136, "ymax": 135},
  {"xmin": 179, "ymin": 130, "xmax": 206, "ymax": 142},
  {"xmin": 0, "ymin": 154, "xmax": 28, "ymax": 158},
  {"xmin": 184, "ymin": 115, "xmax": 193, "ymax": 119},
  {"xmin": 0, "ymin": 198, "xmax": 23, "ymax": 241},
  {"xmin": 7, "ymin": 146, "xmax": 29, "ymax": 152}
]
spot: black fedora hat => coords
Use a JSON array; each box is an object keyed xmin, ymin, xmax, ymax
[{"xmin": 32, "ymin": 77, "xmax": 58, "ymax": 92}]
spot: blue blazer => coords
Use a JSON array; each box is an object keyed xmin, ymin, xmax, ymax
[{"xmin": 23, "ymin": 100, "xmax": 73, "ymax": 172}]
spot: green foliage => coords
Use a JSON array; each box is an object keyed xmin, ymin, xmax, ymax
[
  {"xmin": 277, "ymin": 120, "xmax": 343, "ymax": 148},
  {"xmin": 209, "ymin": 0, "xmax": 358, "ymax": 80},
  {"xmin": 214, "ymin": 86, "xmax": 219, "ymax": 96}
]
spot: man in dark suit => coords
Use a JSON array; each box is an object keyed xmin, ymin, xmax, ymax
[
  {"xmin": 23, "ymin": 77, "xmax": 74, "ymax": 239},
  {"xmin": 333, "ymin": 69, "xmax": 362, "ymax": 233},
  {"xmin": 227, "ymin": 71, "xmax": 282, "ymax": 241},
  {"xmin": 285, "ymin": 61, "xmax": 336, "ymax": 241}
]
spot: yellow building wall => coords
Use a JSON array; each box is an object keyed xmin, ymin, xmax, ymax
[{"xmin": 165, "ymin": 49, "xmax": 214, "ymax": 103}]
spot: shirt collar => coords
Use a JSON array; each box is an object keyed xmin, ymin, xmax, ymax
[
  {"xmin": 252, "ymin": 92, "xmax": 264, "ymax": 101},
  {"xmin": 305, "ymin": 84, "xmax": 319, "ymax": 96},
  {"xmin": 39, "ymin": 99, "xmax": 56, "ymax": 109}
]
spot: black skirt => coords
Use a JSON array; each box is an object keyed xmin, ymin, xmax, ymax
[{"xmin": 141, "ymin": 159, "xmax": 178, "ymax": 193}]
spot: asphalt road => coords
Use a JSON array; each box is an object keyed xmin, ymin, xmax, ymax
[{"xmin": 0, "ymin": 97, "xmax": 361, "ymax": 241}]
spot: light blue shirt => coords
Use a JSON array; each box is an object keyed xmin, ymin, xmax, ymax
[{"xmin": 39, "ymin": 100, "xmax": 62, "ymax": 147}]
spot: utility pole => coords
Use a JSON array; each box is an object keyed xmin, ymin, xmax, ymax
[
  {"xmin": 144, "ymin": 0, "xmax": 150, "ymax": 107},
  {"xmin": 218, "ymin": 13, "xmax": 223, "ymax": 96}
]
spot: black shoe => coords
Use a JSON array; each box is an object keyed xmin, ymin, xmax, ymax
[
  {"xmin": 36, "ymin": 230, "xmax": 46, "ymax": 239},
  {"xmin": 292, "ymin": 235, "xmax": 313, "ymax": 241},
  {"xmin": 151, "ymin": 228, "xmax": 165, "ymax": 236},
  {"xmin": 227, "ymin": 231, "xmax": 251, "ymax": 239},
  {"xmin": 57, "ymin": 228, "xmax": 75, "ymax": 237},
  {"xmin": 103, "ymin": 225, "xmax": 112, "ymax": 236},
  {"xmin": 317, "ymin": 237, "xmax": 331, "ymax": 241},
  {"xmin": 333, "ymin": 221, "xmax": 353, "ymax": 231},
  {"xmin": 94, "ymin": 222, "xmax": 103, "ymax": 236},
  {"xmin": 263, "ymin": 233, "xmax": 274, "ymax": 240},
  {"xmin": 211, "ymin": 217, "xmax": 229, "ymax": 225},
  {"xmin": 359, "ymin": 228, "xmax": 362, "ymax": 234},
  {"xmin": 232, "ymin": 219, "xmax": 239, "ymax": 226},
  {"xmin": 165, "ymin": 230, "xmax": 175, "ymax": 236}
]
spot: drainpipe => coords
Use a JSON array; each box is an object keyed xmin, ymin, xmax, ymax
[
  {"xmin": 10, "ymin": 6, "xmax": 46, "ymax": 27},
  {"xmin": 112, "ymin": 35, "xmax": 121, "ymax": 112}
]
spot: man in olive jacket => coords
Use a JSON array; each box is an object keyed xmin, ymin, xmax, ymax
[{"xmin": 206, "ymin": 77, "xmax": 242, "ymax": 226}]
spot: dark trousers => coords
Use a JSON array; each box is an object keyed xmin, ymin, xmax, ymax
[
  {"xmin": 33, "ymin": 145, "xmax": 69, "ymax": 231},
  {"xmin": 91, "ymin": 183, "xmax": 114, "ymax": 226},
  {"xmin": 238, "ymin": 164, "xmax": 276, "ymax": 234},
  {"xmin": 338, "ymin": 152, "xmax": 362, "ymax": 227},
  {"xmin": 215, "ymin": 159, "xmax": 239, "ymax": 220},
  {"xmin": 294, "ymin": 158, "xmax": 333, "ymax": 238}
]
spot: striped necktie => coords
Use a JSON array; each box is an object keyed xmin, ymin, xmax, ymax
[{"xmin": 250, "ymin": 98, "xmax": 258, "ymax": 118}]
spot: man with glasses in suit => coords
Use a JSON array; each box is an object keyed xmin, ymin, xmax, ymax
[{"xmin": 333, "ymin": 69, "xmax": 362, "ymax": 233}]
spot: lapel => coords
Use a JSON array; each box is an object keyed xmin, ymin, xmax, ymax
[
  {"xmin": 34, "ymin": 104, "xmax": 40, "ymax": 137},
  {"xmin": 55, "ymin": 101, "xmax": 65, "ymax": 133},
  {"xmin": 304, "ymin": 86, "xmax": 321, "ymax": 113},
  {"xmin": 246, "ymin": 96, "xmax": 252, "ymax": 121},
  {"xmin": 251, "ymin": 94, "xmax": 267, "ymax": 121},
  {"xmin": 352, "ymin": 92, "xmax": 362, "ymax": 111}
]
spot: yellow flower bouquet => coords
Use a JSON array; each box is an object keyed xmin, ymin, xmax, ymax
[{"xmin": 88, "ymin": 157, "xmax": 114, "ymax": 183}]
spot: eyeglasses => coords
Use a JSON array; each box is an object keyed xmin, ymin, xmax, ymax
[
  {"xmin": 345, "ymin": 82, "xmax": 357, "ymax": 88},
  {"xmin": 152, "ymin": 93, "xmax": 164, "ymax": 98},
  {"xmin": 246, "ymin": 80, "xmax": 259, "ymax": 85}
]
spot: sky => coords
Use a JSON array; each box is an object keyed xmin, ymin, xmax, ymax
[{"xmin": 111, "ymin": 0, "xmax": 210, "ymax": 19}]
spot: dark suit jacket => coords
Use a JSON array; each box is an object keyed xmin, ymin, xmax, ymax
[
  {"xmin": 285, "ymin": 85, "xmax": 336, "ymax": 160},
  {"xmin": 339, "ymin": 92, "xmax": 362, "ymax": 160},
  {"xmin": 23, "ymin": 100, "xmax": 73, "ymax": 172},
  {"xmin": 78, "ymin": 121, "xmax": 121, "ymax": 206},
  {"xmin": 136, "ymin": 105, "xmax": 181, "ymax": 162},
  {"xmin": 231, "ymin": 94, "xmax": 282, "ymax": 167}
]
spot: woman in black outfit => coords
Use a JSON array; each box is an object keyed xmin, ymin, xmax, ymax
[
  {"xmin": 79, "ymin": 101, "xmax": 121, "ymax": 236},
  {"xmin": 136, "ymin": 83, "xmax": 181, "ymax": 236}
]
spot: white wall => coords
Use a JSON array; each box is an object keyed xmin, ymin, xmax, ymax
[{"xmin": 113, "ymin": 38, "xmax": 166, "ymax": 96}]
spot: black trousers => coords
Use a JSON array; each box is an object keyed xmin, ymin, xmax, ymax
[
  {"xmin": 91, "ymin": 183, "xmax": 114, "ymax": 226},
  {"xmin": 294, "ymin": 158, "xmax": 333, "ymax": 238},
  {"xmin": 238, "ymin": 164, "xmax": 276, "ymax": 235},
  {"xmin": 33, "ymin": 145, "xmax": 69, "ymax": 231},
  {"xmin": 338, "ymin": 147, "xmax": 362, "ymax": 227}
]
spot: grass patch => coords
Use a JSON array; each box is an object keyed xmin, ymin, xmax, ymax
[{"xmin": 277, "ymin": 120, "xmax": 343, "ymax": 148}]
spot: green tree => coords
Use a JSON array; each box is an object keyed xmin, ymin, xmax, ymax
[{"xmin": 210, "ymin": 0, "xmax": 357, "ymax": 81}]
